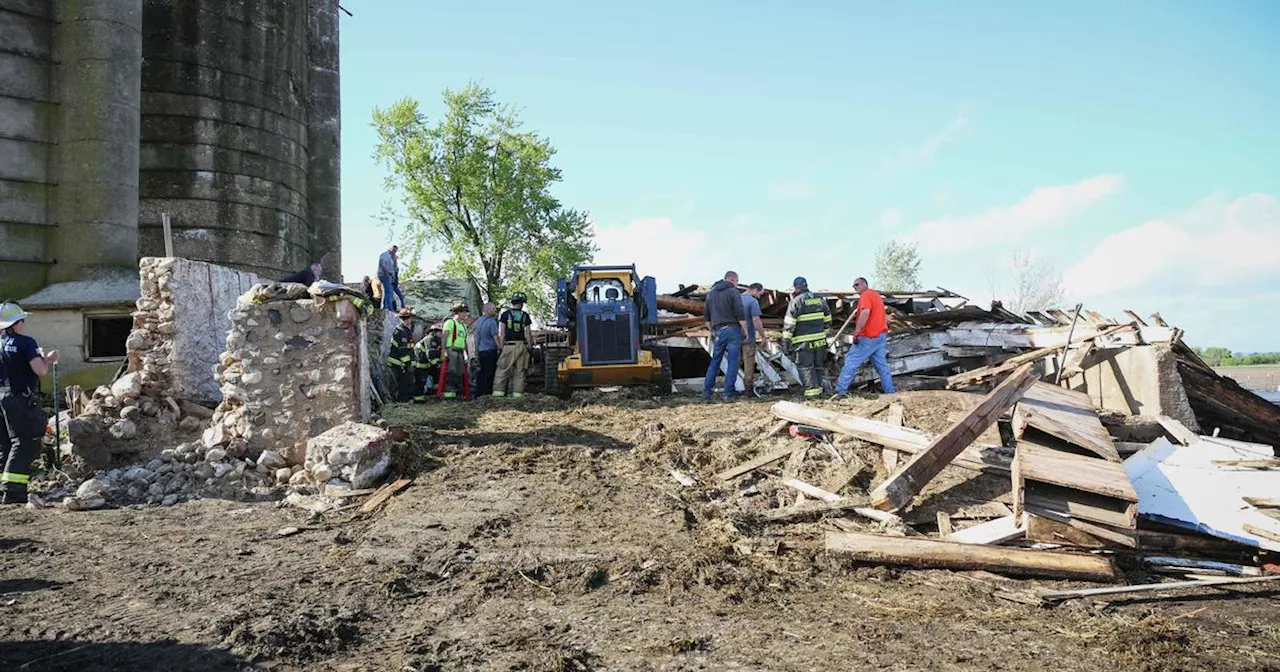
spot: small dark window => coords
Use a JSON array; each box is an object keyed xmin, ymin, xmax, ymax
[{"xmin": 86, "ymin": 315, "xmax": 131, "ymax": 360}]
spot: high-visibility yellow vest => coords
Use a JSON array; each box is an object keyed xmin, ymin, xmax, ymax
[{"xmin": 443, "ymin": 317, "xmax": 467, "ymax": 350}]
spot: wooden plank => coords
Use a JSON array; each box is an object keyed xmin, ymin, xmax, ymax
[
  {"xmin": 936, "ymin": 512, "xmax": 953, "ymax": 538},
  {"xmin": 882, "ymin": 403, "xmax": 904, "ymax": 472},
  {"xmin": 770, "ymin": 401, "xmax": 1012, "ymax": 474},
  {"xmin": 1025, "ymin": 506, "xmax": 1138, "ymax": 548},
  {"xmin": 1156, "ymin": 415, "xmax": 1198, "ymax": 446},
  {"xmin": 825, "ymin": 531, "xmax": 1119, "ymax": 582},
  {"xmin": 758, "ymin": 500, "xmax": 908, "ymax": 529},
  {"xmin": 1014, "ymin": 442, "xmax": 1137, "ymax": 502},
  {"xmin": 783, "ymin": 444, "xmax": 810, "ymax": 479},
  {"xmin": 359, "ymin": 478, "xmax": 412, "ymax": 513},
  {"xmin": 781, "ymin": 477, "xmax": 842, "ymax": 504},
  {"xmin": 944, "ymin": 322, "xmax": 1173, "ymax": 349},
  {"xmin": 1244, "ymin": 497, "xmax": 1280, "ymax": 509},
  {"xmin": 948, "ymin": 514, "xmax": 1026, "ymax": 545},
  {"xmin": 1023, "ymin": 485, "xmax": 1137, "ymax": 529},
  {"xmin": 871, "ymin": 363, "xmax": 1040, "ymax": 512},
  {"xmin": 1041, "ymin": 575, "xmax": 1280, "ymax": 603},
  {"xmin": 1013, "ymin": 382, "xmax": 1120, "ymax": 462},
  {"xmin": 944, "ymin": 323, "xmax": 1136, "ymax": 390},
  {"xmin": 1027, "ymin": 513, "xmax": 1110, "ymax": 549},
  {"xmin": 715, "ymin": 444, "xmax": 795, "ymax": 481},
  {"xmin": 1243, "ymin": 524, "xmax": 1280, "ymax": 544},
  {"xmin": 1213, "ymin": 459, "xmax": 1280, "ymax": 469},
  {"xmin": 1143, "ymin": 556, "xmax": 1263, "ymax": 577}
]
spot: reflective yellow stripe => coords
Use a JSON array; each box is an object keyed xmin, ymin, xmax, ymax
[
  {"xmin": 792, "ymin": 332, "xmax": 827, "ymax": 344},
  {"xmin": 803, "ymin": 388, "xmax": 822, "ymax": 397},
  {"xmin": 512, "ymin": 392, "xmax": 524, "ymax": 398},
  {"xmin": 1, "ymin": 472, "xmax": 29, "ymax": 484},
  {"xmin": 493, "ymin": 391, "xmax": 506, "ymax": 397},
  {"xmin": 443, "ymin": 392, "xmax": 457, "ymax": 398},
  {"xmin": 783, "ymin": 315, "xmax": 797, "ymax": 327},
  {"xmin": 796, "ymin": 313, "xmax": 826, "ymax": 321}
]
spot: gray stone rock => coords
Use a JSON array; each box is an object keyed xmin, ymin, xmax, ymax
[
  {"xmin": 213, "ymin": 462, "xmax": 236, "ymax": 479},
  {"xmin": 257, "ymin": 450, "xmax": 287, "ymax": 470},
  {"xmin": 126, "ymin": 486, "xmax": 142, "ymax": 499},
  {"xmin": 161, "ymin": 494, "xmax": 179, "ymax": 507},
  {"xmin": 93, "ymin": 386, "xmax": 112, "ymax": 400},
  {"xmin": 123, "ymin": 467, "xmax": 153, "ymax": 483},
  {"xmin": 289, "ymin": 304, "xmax": 313, "ymax": 323},
  {"xmin": 109, "ymin": 419, "xmax": 138, "ymax": 441},
  {"xmin": 148, "ymin": 482, "xmax": 165, "ymax": 497},
  {"xmin": 241, "ymin": 371, "xmax": 264, "ymax": 385},
  {"xmin": 194, "ymin": 464, "xmax": 215, "ymax": 480},
  {"xmin": 275, "ymin": 467, "xmax": 293, "ymax": 484},
  {"xmin": 205, "ymin": 447, "xmax": 227, "ymax": 463},
  {"xmin": 288, "ymin": 470, "xmax": 312, "ymax": 486},
  {"xmin": 159, "ymin": 448, "xmax": 175, "ymax": 462},
  {"xmin": 67, "ymin": 417, "xmax": 103, "ymax": 448},
  {"xmin": 145, "ymin": 459, "xmax": 164, "ymax": 472},
  {"xmin": 120, "ymin": 405, "xmax": 143, "ymax": 423},
  {"xmin": 66, "ymin": 495, "xmax": 106, "ymax": 511},
  {"xmin": 309, "ymin": 463, "xmax": 333, "ymax": 483},
  {"xmin": 179, "ymin": 416, "xmax": 202, "ymax": 433},
  {"xmin": 110, "ymin": 373, "xmax": 142, "ymax": 399},
  {"xmin": 76, "ymin": 477, "xmax": 113, "ymax": 499}
]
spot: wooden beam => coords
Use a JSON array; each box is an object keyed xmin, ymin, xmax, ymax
[
  {"xmin": 1156, "ymin": 415, "xmax": 1199, "ymax": 446},
  {"xmin": 359, "ymin": 478, "xmax": 412, "ymax": 514},
  {"xmin": 936, "ymin": 512, "xmax": 953, "ymax": 538},
  {"xmin": 825, "ymin": 531, "xmax": 1120, "ymax": 582},
  {"xmin": 715, "ymin": 444, "xmax": 795, "ymax": 481},
  {"xmin": 882, "ymin": 403, "xmax": 904, "ymax": 472},
  {"xmin": 1013, "ymin": 382, "xmax": 1121, "ymax": 462},
  {"xmin": 1245, "ymin": 497, "xmax": 1280, "ymax": 509},
  {"xmin": 871, "ymin": 363, "xmax": 1040, "ymax": 512},
  {"xmin": 1213, "ymin": 459, "xmax": 1280, "ymax": 469},
  {"xmin": 1014, "ymin": 442, "xmax": 1138, "ymax": 503},
  {"xmin": 946, "ymin": 323, "xmax": 1134, "ymax": 390},
  {"xmin": 770, "ymin": 401, "xmax": 1013, "ymax": 474}
]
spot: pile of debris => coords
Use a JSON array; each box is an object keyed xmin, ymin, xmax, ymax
[
  {"xmin": 649, "ymin": 284, "xmax": 1280, "ymax": 447},
  {"xmin": 707, "ymin": 363, "xmax": 1280, "ymax": 601}
]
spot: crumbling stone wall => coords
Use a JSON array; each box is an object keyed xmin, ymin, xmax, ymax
[
  {"xmin": 203, "ymin": 284, "xmax": 371, "ymax": 465},
  {"xmin": 129, "ymin": 257, "xmax": 260, "ymax": 404}
]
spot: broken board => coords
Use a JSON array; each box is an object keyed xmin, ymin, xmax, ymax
[
  {"xmin": 1013, "ymin": 382, "xmax": 1120, "ymax": 462},
  {"xmin": 1014, "ymin": 440, "xmax": 1138, "ymax": 530},
  {"xmin": 1124, "ymin": 437, "xmax": 1280, "ymax": 552}
]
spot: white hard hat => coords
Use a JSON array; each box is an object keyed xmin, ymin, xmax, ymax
[{"xmin": 0, "ymin": 302, "xmax": 29, "ymax": 329}]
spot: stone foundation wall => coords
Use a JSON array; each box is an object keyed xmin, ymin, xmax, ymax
[
  {"xmin": 1056, "ymin": 344, "xmax": 1200, "ymax": 431},
  {"xmin": 203, "ymin": 283, "xmax": 370, "ymax": 464},
  {"xmin": 129, "ymin": 257, "xmax": 261, "ymax": 404}
]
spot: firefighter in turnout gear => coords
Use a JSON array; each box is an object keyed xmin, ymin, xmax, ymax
[
  {"xmin": 388, "ymin": 308, "xmax": 415, "ymax": 402},
  {"xmin": 493, "ymin": 293, "xmax": 534, "ymax": 398},
  {"xmin": 1, "ymin": 302, "xmax": 59, "ymax": 505},
  {"xmin": 781, "ymin": 277, "xmax": 832, "ymax": 399},
  {"xmin": 412, "ymin": 324, "xmax": 443, "ymax": 403},
  {"xmin": 441, "ymin": 303, "xmax": 470, "ymax": 399}
]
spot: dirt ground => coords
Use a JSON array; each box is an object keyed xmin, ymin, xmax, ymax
[{"xmin": 3, "ymin": 391, "xmax": 1279, "ymax": 671}]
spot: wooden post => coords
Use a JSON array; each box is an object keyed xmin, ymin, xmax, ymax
[
  {"xmin": 161, "ymin": 212, "xmax": 174, "ymax": 257},
  {"xmin": 871, "ymin": 362, "xmax": 1039, "ymax": 512},
  {"xmin": 825, "ymin": 531, "xmax": 1119, "ymax": 582},
  {"xmin": 1053, "ymin": 303, "xmax": 1083, "ymax": 385}
]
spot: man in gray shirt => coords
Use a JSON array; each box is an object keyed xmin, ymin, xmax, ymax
[
  {"xmin": 471, "ymin": 302, "xmax": 500, "ymax": 396},
  {"xmin": 741, "ymin": 283, "xmax": 765, "ymax": 393}
]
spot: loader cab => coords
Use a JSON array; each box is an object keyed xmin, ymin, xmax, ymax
[{"xmin": 582, "ymin": 278, "xmax": 629, "ymax": 305}]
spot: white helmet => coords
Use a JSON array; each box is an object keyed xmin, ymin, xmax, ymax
[{"xmin": 0, "ymin": 302, "xmax": 29, "ymax": 329}]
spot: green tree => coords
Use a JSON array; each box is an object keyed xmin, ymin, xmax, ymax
[
  {"xmin": 1194, "ymin": 346, "xmax": 1234, "ymax": 366},
  {"xmin": 372, "ymin": 84, "xmax": 594, "ymax": 315},
  {"xmin": 873, "ymin": 239, "xmax": 922, "ymax": 292}
]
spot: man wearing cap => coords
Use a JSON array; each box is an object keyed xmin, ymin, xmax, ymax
[
  {"xmin": 412, "ymin": 324, "xmax": 443, "ymax": 403},
  {"xmin": 471, "ymin": 303, "xmax": 500, "ymax": 397},
  {"xmin": 441, "ymin": 303, "xmax": 471, "ymax": 399},
  {"xmin": 833, "ymin": 276, "xmax": 896, "ymax": 396},
  {"xmin": 388, "ymin": 308, "xmax": 416, "ymax": 402},
  {"xmin": 781, "ymin": 277, "xmax": 832, "ymax": 399},
  {"xmin": 0, "ymin": 302, "xmax": 60, "ymax": 505},
  {"xmin": 494, "ymin": 293, "xmax": 534, "ymax": 398}
]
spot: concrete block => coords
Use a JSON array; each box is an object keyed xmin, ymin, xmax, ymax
[
  {"xmin": 0, "ymin": 51, "xmax": 52, "ymax": 100},
  {"xmin": 0, "ymin": 137, "xmax": 49, "ymax": 182},
  {"xmin": 0, "ymin": 220, "xmax": 48, "ymax": 259},
  {"xmin": 0, "ymin": 8, "xmax": 52, "ymax": 59},
  {"xmin": 0, "ymin": 96, "xmax": 51, "ymax": 142},
  {"xmin": 0, "ymin": 178, "xmax": 49, "ymax": 225}
]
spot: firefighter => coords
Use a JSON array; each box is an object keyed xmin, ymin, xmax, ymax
[
  {"xmin": 781, "ymin": 276, "xmax": 831, "ymax": 399},
  {"xmin": 411, "ymin": 324, "xmax": 443, "ymax": 403},
  {"xmin": 441, "ymin": 303, "xmax": 470, "ymax": 399},
  {"xmin": 388, "ymin": 308, "xmax": 415, "ymax": 402},
  {"xmin": 493, "ymin": 293, "xmax": 534, "ymax": 399},
  {"xmin": 1, "ymin": 302, "xmax": 59, "ymax": 505}
]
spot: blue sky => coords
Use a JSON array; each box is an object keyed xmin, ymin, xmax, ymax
[{"xmin": 338, "ymin": 1, "xmax": 1280, "ymax": 351}]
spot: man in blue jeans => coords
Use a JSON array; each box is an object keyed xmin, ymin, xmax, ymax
[
  {"xmin": 377, "ymin": 245, "xmax": 400, "ymax": 311},
  {"xmin": 702, "ymin": 270, "xmax": 748, "ymax": 401},
  {"xmin": 833, "ymin": 276, "xmax": 896, "ymax": 396}
]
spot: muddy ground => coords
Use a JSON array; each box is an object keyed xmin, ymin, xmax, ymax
[{"xmin": 2, "ymin": 392, "xmax": 1278, "ymax": 671}]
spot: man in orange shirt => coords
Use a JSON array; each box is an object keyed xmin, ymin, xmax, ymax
[{"xmin": 833, "ymin": 276, "xmax": 896, "ymax": 395}]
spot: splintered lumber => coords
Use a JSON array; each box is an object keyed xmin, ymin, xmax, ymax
[
  {"xmin": 774, "ymin": 481, "xmax": 913, "ymax": 532},
  {"xmin": 871, "ymin": 363, "xmax": 1040, "ymax": 512},
  {"xmin": 948, "ymin": 514, "xmax": 1026, "ymax": 545},
  {"xmin": 716, "ymin": 444, "xmax": 796, "ymax": 481},
  {"xmin": 825, "ymin": 531, "xmax": 1120, "ymax": 582},
  {"xmin": 1245, "ymin": 497, "xmax": 1280, "ymax": 509},
  {"xmin": 1156, "ymin": 415, "xmax": 1199, "ymax": 446},
  {"xmin": 360, "ymin": 478, "xmax": 413, "ymax": 513},
  {"xmin": 770, "ymin": 401, "xmax": 1012, "ymax": 474},
  {"xmin": 1213, "ymin": 459, "xmax": 1280, "ymax": 469},
  {"xmin": 758, "ymin": 500, "xmax": 905, "ymax": 527},
  {"xmin": 1013, "ymin": 382, "xmax": 1121, "ymax": 462},
  {"xmin": 936, "ymin": 512, "xmax": 953, "ymax": 538},
  {"xmin": 781, "ymin": 477, "xmax": 843, "ymax": 504},
  {"xmin": 945, "ymin": 322, "xmax": 1136, "ymax": 390},
  {"xmin": 1027, "ymin": 514, "xmax": 1110, "ymax": 549},
  {"xmin": 1143, "ymin": 556, "xmax": 1263, "ymax": 577},
  {"xmin": 1015, "ymin": 442, "xmax": 1138, "ymax": 505},
  {"xmin": 1025, "ymin": 507, "xmax": 1137, "ymax": 548},
  {"xmin": 1040, "ymin": 575, "xmax": 1280, "ymax": 603},
  {"xmin": 883, "ymin": 403, "xmax": 904, "ymax": 471}
]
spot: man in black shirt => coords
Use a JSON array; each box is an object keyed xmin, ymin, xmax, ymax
[
  {"xmin": 280, "ymin": 263, "xmax": 323, "ymax": 286},
  {"xmin": 0, "ymin": 302, "xmax": 59, "ymax": 505}
]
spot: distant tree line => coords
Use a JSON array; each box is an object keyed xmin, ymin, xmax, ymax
[{"xmin": 1193, "ymin": 346, "xmax": 1280, "ymax": 367}]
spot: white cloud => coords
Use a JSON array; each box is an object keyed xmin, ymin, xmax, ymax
[
  {"xmin": 907, "ymin": 174, "xmax": 1125, "ymax": 256},
  {"xmin": 590, "ymin": 217, "xmax": 725, "ymax": 292},
  {"xmin": 766, "ymin": 179, "xmax": 815, "ymax": 201},
  {"xmin": 877, "ymin": 209, "xmax": 903, "ymax": 229},
  {"xmin": 867, "ymin": 104, "xmax": 970, "ymax": 190},
  {"xmin": 1064, "ymin": 193, "xmax": 1280, "ymax": 300}
]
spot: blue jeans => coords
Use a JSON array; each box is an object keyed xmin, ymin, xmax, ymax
[
  {"xmin": 379, "ymin": 273, "xmax": 396, "ymax": 310},
  {"xmin": 835, "ymin": 332, "xmax": 896, "ymax": 394},
  {"xmin": 703, "ymin": 325, "xmax": 743, "ymax": 399}
]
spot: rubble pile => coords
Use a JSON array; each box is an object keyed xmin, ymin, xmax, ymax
[{"xmin": 201, "ymin": 282, "xmax": 372, "ymax": 466}]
